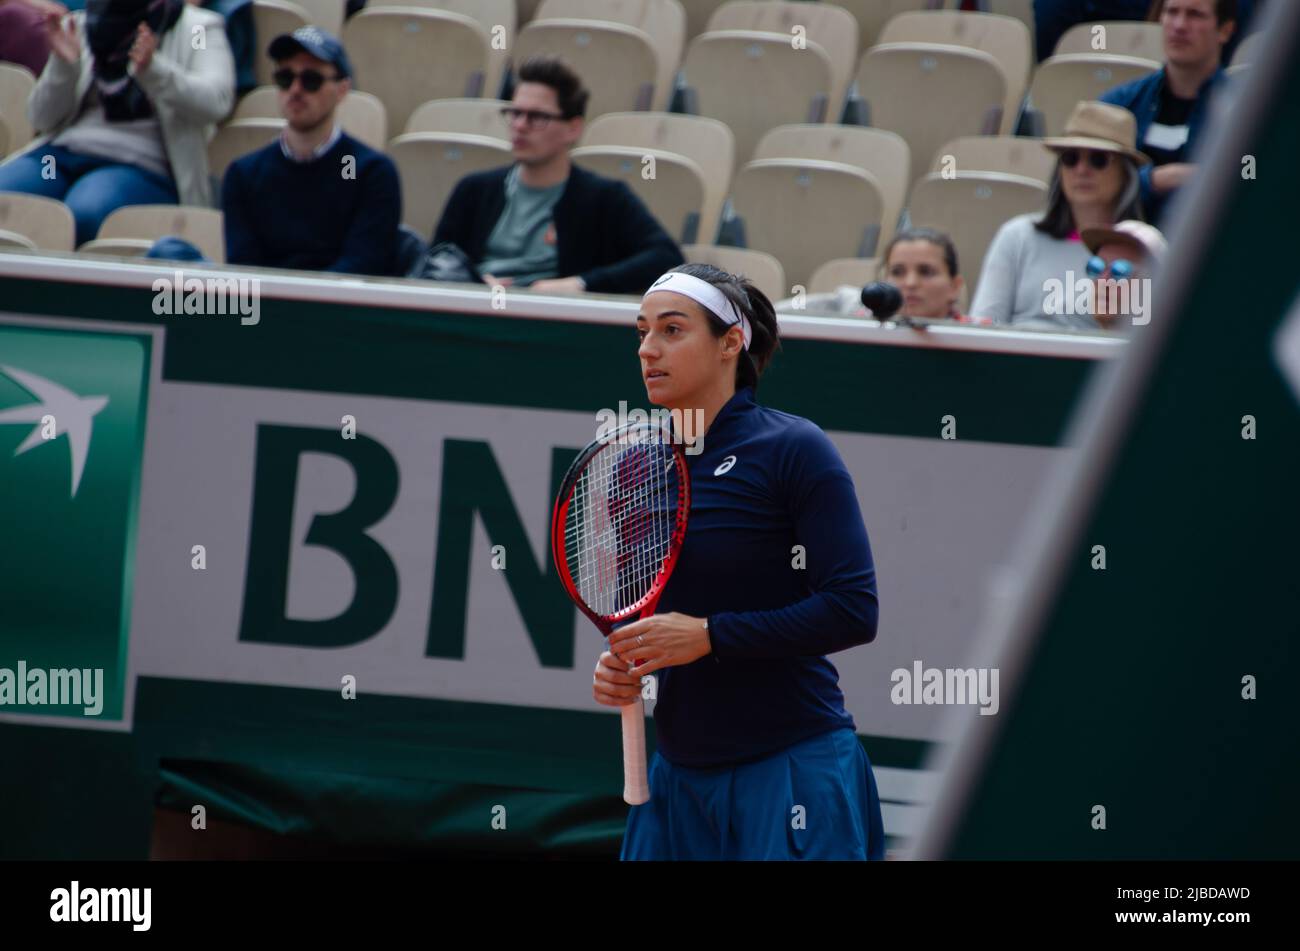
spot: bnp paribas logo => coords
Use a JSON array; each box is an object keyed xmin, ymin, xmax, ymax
[{"xmin": 0, "ymin": 325, "xmax": 152, "ymax": 722}]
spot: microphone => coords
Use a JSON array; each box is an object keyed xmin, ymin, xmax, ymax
[{"xmin": 860, "ymin": 282, "xmax": 903, "ymax": 320}]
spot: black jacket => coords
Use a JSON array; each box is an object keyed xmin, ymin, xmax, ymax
[{"xmin": 432, "ymin": 162, "xmax": 684, "ymax": 295}]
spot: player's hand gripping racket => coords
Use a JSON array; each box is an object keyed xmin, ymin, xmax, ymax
[{"xmin": 551, "ymin": 421, "xmax": 691, "ymax": 805}]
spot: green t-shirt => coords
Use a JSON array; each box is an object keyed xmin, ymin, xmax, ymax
[{"xmin": 478, "ymin": 165, "xmax": 566, "ymax": 286}]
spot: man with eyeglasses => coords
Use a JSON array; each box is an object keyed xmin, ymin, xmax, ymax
[
  {"xmin": 221, "ymin": 26, "xmax": 401, "ymax": 276},
  {"xmin": 1101, "ymin": 0, "xmax": 1241, "ymax": 227},
  {"xmin": 431, "ymin": 54, "xmax": 682, "ymax": 295}
]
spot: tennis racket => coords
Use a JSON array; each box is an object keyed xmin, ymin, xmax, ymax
[{"xmin": 551, "ymin": 420, "xmax": 691, "ymax": 805}]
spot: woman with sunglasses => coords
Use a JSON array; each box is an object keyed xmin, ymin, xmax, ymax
[
  {"xmin": 0, "ymin": 0, "xmax": 235, "ymax": 246},
  {"xmin": 969, "ymin": 101, "xmax": 1150, "ymax": 330}
]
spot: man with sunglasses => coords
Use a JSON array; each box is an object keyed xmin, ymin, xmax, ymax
[
  {"xmin": 1081, "ymin": 219, "xmax": 1168, "ymax": 331},
  {"xmin": 1101, "ymin": 0, "xmax": 1240, "ymax": 227},
  {"xmin": 431, "ymin": 54, "xmax": 682, "ymax": 295},
  {"xmin": 221, "ymin": 27, "xmax": 401, "ymax": 276}
]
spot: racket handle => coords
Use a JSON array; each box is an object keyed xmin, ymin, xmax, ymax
[{"xmin": 620, "ymin": 698, "xmax": 650, "ymax": 805}]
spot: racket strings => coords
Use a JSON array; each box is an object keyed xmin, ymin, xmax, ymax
[{"xmin": 563, "ymin": 428, "xmax": 680, "ymax": 619}]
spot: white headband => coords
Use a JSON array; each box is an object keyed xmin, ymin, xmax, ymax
[{"xmin": 642, "ymin": 271, "xmax": 752, "ymax": 350}]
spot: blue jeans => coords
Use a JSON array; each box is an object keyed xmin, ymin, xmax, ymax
[{"xmin": 0, "ymin": 144, "xmax": 179, "ymax": 246}]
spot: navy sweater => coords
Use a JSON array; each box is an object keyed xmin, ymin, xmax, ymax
[
  {"xmin": 652, "ymin": 387, "xmax": 879, "ymax": 768},
  {"xmin": 433, "ymin": 162, "xmax": 683, "ymax": 295},
  {"xmin": 222, "ymin": 131, "xmax": 401, "ymax": 276}
]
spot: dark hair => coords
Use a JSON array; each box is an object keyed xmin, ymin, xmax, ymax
[
  {"xmin": 1033, "ymin": 156, "xmax": 1145, "ymax": 239},
  {"xmin": 883, "ymin": 227, "xmax": 960, "ymax": 277},
  {"xmin": 515, "ymin": 55, "xmax": 589, "ymax": 119},
  {"xmin": 666, "ymin": 263, "xmax": 780, "ymax": 391},
  {"xmin": 1148, "ymin": 0, "xmax": 1238, "ymax": 25}
]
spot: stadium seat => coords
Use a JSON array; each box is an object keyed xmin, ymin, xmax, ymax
[
  {"xmin": 931, "ymin": 135, "xmax": 1055, "ymax": 185},
  {"xmin": 232, "ymin": 88, "xmax": 389, "ymax": 150},
  {"xmin": 251, "ymin": 0, "xmax": 312, "ymax": 87},
  {"xmin": 404, "ymin": 99, "xmax": 512, "ymax": 140},
  {"xmin": 680, "ymin": 31, "xmax": 833, "ymax": 170},
  {"xmin": 729, "ymin": 158, "xmax": 885, "ymax": 288},
  {"xmin": 907, "ymin": 170, "xmax": 1047, "ymax": 300},
  {"xmin": 855, "ymin": 43, "xmax": 1005, "ymax": 186},
  {"xmin": 753, "ymin": 124, "xmax": 909, "ymax": 255},
  {"xmin": 570, "ymin": 145, "xmax": 707, "ymax": 244},
  {"xmin": 538, "ymin": 0, "xmax": 686, "ymax": 112},
  {"xmin": 974, "ymin": 0, "xmax": 1036, "ymax": 58},
  {"xmin": 0, "ymin": 115, "xmax": 9, "ymax": 160},
  {"xmin": 0, "ymin": 192, "xmax": 75, "ymax": 251},
  {"xmin": 514, "ymin": 19, "xmax": 660, "ymax": 119},
  {"xmin": 879, "ymin": 10, "xmax": 1031, "ymax": 135},
  {"xmin": 1026, "ymin": 54, "xmax": 1159, "ymax": 137},
  {"xmin": 207, "ymin": 118, "xmax": 285, "ymax": 187},
  {"xmin": 681, "ymin": 243, "xmax": 786, "ymax": 302},
  {"xmin": 582, "ymin": 112, "xmax": 733, "ymax": 244},
  {"xmin": 387, "ymin": 133, "xmax": 512, "ymax": 238},
  {"xmin": 343, "ymin": 9, "xmax": 491, "ymax": 135},
  {"xmin": 376, "ymin": 0, "xmax": 515, "ymax": 99},
  {"xmin": 706, "ymin": 1, "xmax": 858, "ymax": 122},
  {"xmin": 1054, "ymin": 21, "xmax": 1164, "ymax": 61},
  {"xmin": 810, "ymin": 256, "xmax": 879, "ymax": 294},
  {"xmin": 835, "ymin": 0, "xmax": 941, "ymax": 54},
  {"xmin": 95, "ymin": 205, "xmax": 226, "ymax": 263},
  {"xmin": 0, "ymin": 228, "xmax": 37, "ymax": 250},
  {"xmin": 291, "ymin": 0, "xmax": 343, "ymax": 34},
  {"xmin": 0, "ymin": 62, "xmax": 36, "ymax": 155},
  {"xmin": 76, "ymin": 238, "xmax": 152, "ymax": 258}
]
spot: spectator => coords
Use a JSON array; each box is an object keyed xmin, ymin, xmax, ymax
[
  {"xmin": 1102, "ymin": 0, "xmax": 1238, "ymax": 227},
  {"xmin": 221, "ymin": 27, "xmax": 401, "ymax": 276},
  {"xmin": 432, "ymin": 54, "xmax": 683, "ymax": 295},
  {"xmin": 1034, "ymin": 0, "xmax": 1151, "ymax": 63},
  {"xmin": 1149, "ymin": 0, "xmax": 1258, "ymax": 64},
  {"xmin": 0, "ymin": 0, "xmax": 235, "ymax": 246},
  {"xmin": 1080, "ymin": 218, "xmax": 1167, "ymax": 330},
  {"xmin": 881, "ymin": 228, "xmax": 975, "ymax": 323},
  {"xmin": 970, "ymin": 101, "xmax": 1148, "ymax": 330}
]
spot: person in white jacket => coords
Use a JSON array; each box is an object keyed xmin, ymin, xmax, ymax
[{"xmin": 0, "ymin": 0, "xmax": 234, "ymax": 245}]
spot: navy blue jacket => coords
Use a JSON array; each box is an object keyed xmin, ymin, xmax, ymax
[
  {"xmin": 432, "ymin": 162, "xmax": 683, "ymax": 295},
  {"xmin": 1101, "ymin": 66, "xmax": 1230, "ymax": 225},
  {"xmin": 651, "ymin": 387, "xmax": 879, "ymax": 768}
]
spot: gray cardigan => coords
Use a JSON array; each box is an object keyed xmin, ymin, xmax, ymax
[
  {"xmin": 969, "ymin": 213, "xmax": 1101, "ymax": 331},
  {"xmin": 22, "ymin": 7, "xmax": 235, "ymax": 207}
]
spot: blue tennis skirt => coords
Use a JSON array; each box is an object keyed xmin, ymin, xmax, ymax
[{"xmin": 621, "ymin": 727, "xmax": 885, "ymax": 861}]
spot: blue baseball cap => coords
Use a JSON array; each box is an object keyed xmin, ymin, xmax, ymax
[{"xmin": 268, "ymin": 26, "xmax": 352, "ymax": 79}]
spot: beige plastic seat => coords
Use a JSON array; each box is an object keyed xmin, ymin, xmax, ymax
[
  {"xmin": 1027, "ymin": 54, "xmax": 1159, "ymax": 137},
  {"xmin": 405, "ymin": 99, "xmax": 512, "ymax": 140},
  {"xmin": 76, "ymin": 238, "xmax": 153, "ymax": 258},
  {"xmin": 0, "ymin": 115, "xmax": 9, "ymax": 160},
  {"xmin": 706, "ymin": 2, "xmax": 858, "ymax": 122},
  {"xmin": 879, "ymin": 11, "xmax": 1031, "ymax": 135},
  {"xmin": 0, "ymin": 193, "xmax": 75, "ymax": 251},
  {"xmin": 570, "ymin": 145, "xmax": 706, "ymax": 243},
  {"xmin": 682, "ymin": 0, "xmax": 729, "ymax": 43},
  {"xmin": 856, "ymin": 43, "xmax": 1005, "ymax": 186},
  {"xmin": 907, "ymin": 171, "xmax": 1047, "ymax": 299},
  {"xmin": 729, "ymin": 158, "xmax": 886, "ymax": 288},
  {"xmin": 583, "ymin": 112, "xmax": 733, "ymax": 243},
  {"xmin": 1055, "ymin": 21, "xmax": 1164, "ymax": 61},
  {"xmin": 387, "ymin": 133, "xmax": 512, "ymax": 237},
  {"xmin": 207, "ymin": 118, "xmax": 286, "ymax": 184},
  {"xmin": 0, "ymin": 63, "xmax": 36, "ymax": 153},
  {"xmin": 681, "ymin": 31, "xmax": 833, "ymax": 171},
  {"xmin": 514, "ymin": 19, "xmax": 660, "ymax": 119},
  {"xmin": 681, "ymin": 243, "xmax": 786, "ymax": 301},
  {"xmin": 753, "ymin": 124, "xmax": 909, "ymax": 254},
  {"xmin": 538, "ymin": 0, "xmax": 686, "ymax": 112},
  {"xmin": 0, "ymin": 228, "xmax": 37, "ymax": 250},
  {"xmin": 376, "ymin": 0, "xmax": 515, "ymax": 98},
  {"xmin": 292, "ymin": 0, "xmax": 344, "ymax": 33},
  {"xmin": 343, "ymin": 9, "xmax": 491, "ymax": 134},
  {"xmin": 979, "ymin": 0, "xmax": 1036, "ymax": 58},
  {"xmin": 251, "ymin": 1, "xmax": 311, "ymax": 87},
  {"xmin": 809, "ymin": 256, "xmax": 879, "ymax": 294},
  {"xmin": 833, "ymin": 0, "xmax": 940, "ymax": 53},
  {"xmin": 232, "ymin": 87, "xmax": 389, "ymax": 150},
  {"xmin": 931, "ymin": 135, "xmax": 1055, "ymax": 185},
  {"xmin": 95, "ymin": 205, "xmax": 226, "ymax": 263}
]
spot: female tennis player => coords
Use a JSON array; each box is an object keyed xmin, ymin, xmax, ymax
[{"xmin": 596, "ymin": 263, "xmax": 885, "ymax": 861}]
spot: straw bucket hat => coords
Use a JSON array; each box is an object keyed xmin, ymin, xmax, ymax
[{"xmin": 1043, "ymin": 101, "xmax": 1151, "ymax": 166}]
